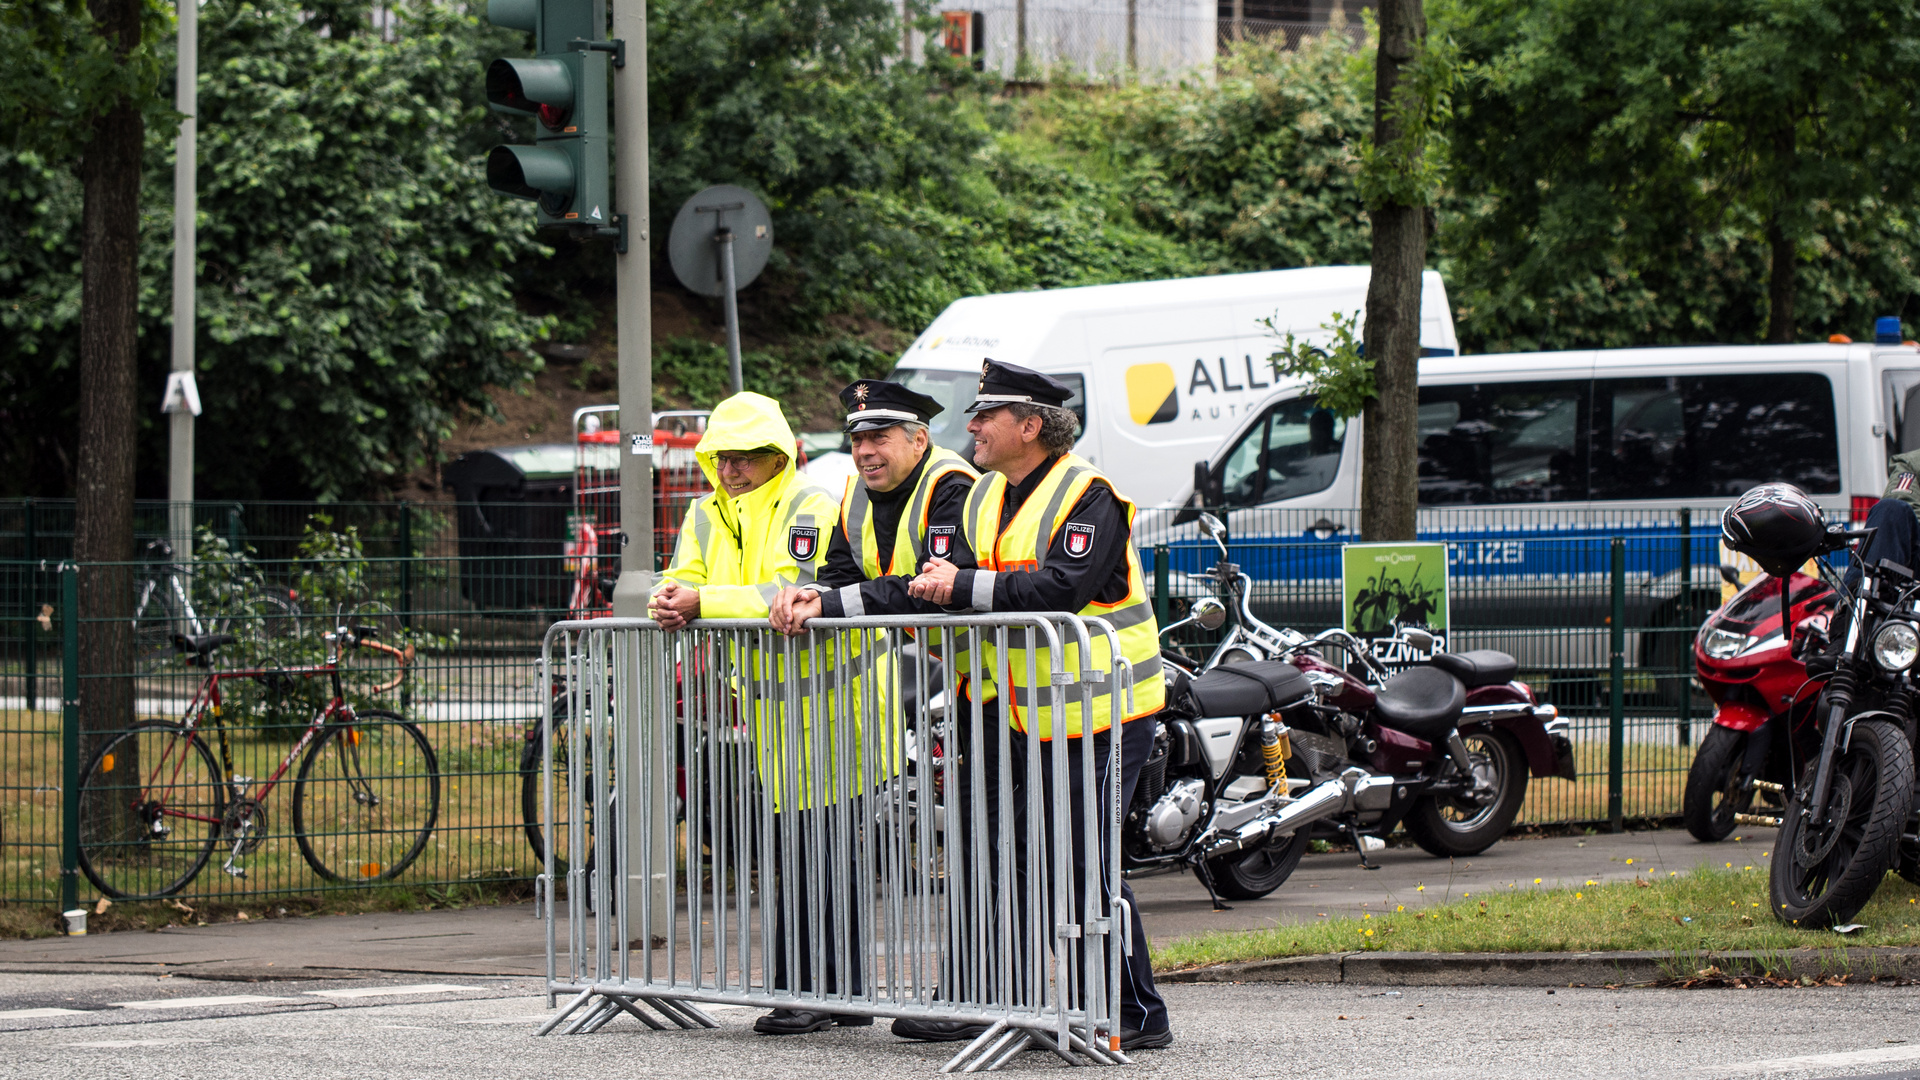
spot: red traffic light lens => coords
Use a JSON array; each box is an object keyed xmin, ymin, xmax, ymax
[{"xmin": 538, "ymin": 103, "xmax": 570, "ymax": 130}]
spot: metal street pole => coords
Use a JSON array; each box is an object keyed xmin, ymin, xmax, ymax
[
  {"xmin": 717, "ymin": 228, "xmax": 743, "ymax": 394},
  {"xmin": 607, "ymin": 0, "xmax": 667, "ymax": 935},
  {"xmin": 168, "ymin": 0, "xmax": 197, "ymax": 561}
]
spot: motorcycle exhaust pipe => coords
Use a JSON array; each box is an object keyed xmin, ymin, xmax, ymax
[{"xmin": 1203, "ymin": 768, "xmax": 1396, "ymax": 859}]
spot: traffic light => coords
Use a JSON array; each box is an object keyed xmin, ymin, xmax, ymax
[{"xmin": 485, "ymin": 0, "xmax": 613, "ymax": 234}]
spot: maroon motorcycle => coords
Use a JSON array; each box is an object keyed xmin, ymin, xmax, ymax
[
  {"xmin": 1681, "ymin": 570, "xmax": 1837, "ymax": 842},
  {"xmin": 1133, "ymin": 514, "xmax": 1575, "ymax": 904}
]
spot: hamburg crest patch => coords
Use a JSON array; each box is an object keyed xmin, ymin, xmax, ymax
[
  {"xmin": 927, "ymin": 526, "xmax": 956, "ymax": 559},
  {"xmin": 788, "ymin": 526, "xmax": 820, "ymax": 561},
  {"xmin": 1063, "ymin": 523, "xmax": 1095, "ymax": 558}
]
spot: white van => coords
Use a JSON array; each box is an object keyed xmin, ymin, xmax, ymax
[{"xmin": 804, "ymin": 266, "xmax": 1458, "ymax": 499}]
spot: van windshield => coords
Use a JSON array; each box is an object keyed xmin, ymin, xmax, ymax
[{"xmin": 890, "ymin": 367, "xmax": 1086, "ymax": 459}]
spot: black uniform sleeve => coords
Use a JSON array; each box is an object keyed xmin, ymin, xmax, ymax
[
  {"xmin": 820, "ymin": 471, "xmax": 977, "ymax": 618},
  {"xmin": 950, "ymin": 482, "xmax": 1133, "ymax": 614}
]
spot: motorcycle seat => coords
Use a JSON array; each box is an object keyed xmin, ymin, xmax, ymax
[
  {"xmin": 1373, "ymin": 666, "xmax": 1466, "ymax": 739},
  {"xmin": 1426, "ymin": 649, "xmax": 1518, "ymax": 688},
  {"xmin": 1185, "ymin": 661, "xmax": 1312, "ymax": 716}
]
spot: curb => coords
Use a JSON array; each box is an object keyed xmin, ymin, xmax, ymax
[{"xmin": 1157, "ymin": 946, "xmax": 1920, "ymax": 987}]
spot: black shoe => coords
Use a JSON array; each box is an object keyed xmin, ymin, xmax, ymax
[
  {"xmin": 834, "ymin": 1014, "xmax": 874, "ymax": 1027},
  {"xmin": 1120, "ymin": 1026, "xmax": 1174, "ymax": 1051},
  {"xmin": 754, "ymin": 1008, "xmax": 837, "ymax": 1035},
  {"xmin": 890, "ymin": 1017, "xmax": 991, "ymax": 1042}
]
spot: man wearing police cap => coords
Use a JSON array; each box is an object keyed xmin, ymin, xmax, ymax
[
  {"xmin": 905, "ymin": 358, "xmax": 1172, "ymax": 1050},
  {"xmin": 771, "ymin": 379, "xmax": 978, "ymax": 629}
]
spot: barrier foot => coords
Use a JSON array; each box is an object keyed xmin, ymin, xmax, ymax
[
  {"xmin": 599, "ymin": 994, "xmax": 667, "ymax": 1031},
  {"xmin": 644, "ymin": 996, "xmax": 718, "ymax": 1029},
  {"xmin": 979, "ymin": 1028, "xmax": 1039, "ymax": 1072},
  {"xmin": 940, "ymin": 1019, "xmax": 1011, "ymax": 1074},
  {"xmin": 535, "ymin": 988, "xmax": 596, "ymax": 1036},
  {"xmin": 563, "ymin": 999, "xmax": 622, "ymax": 1034}
]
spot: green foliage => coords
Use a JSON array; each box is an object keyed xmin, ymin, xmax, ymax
[
  {"xmin": 1356, "ymin": 30, "xmax": 1457, "ymax": 210},
  {"xmin": 0, "ymin": 0, "xmax": 551, "ymax": 500},
  {"xmin": 1263, "ymin": 309, "xmax": 1374, "ymax": 418},
  {"xmin": 0, "ymin": 0, "xmax": 179, "ymax": 161},
  {"xmin": 651, "ymin": 335, "xmax": 891, "ymax": 426},
  {"xmin": 1442, "ymin": 0, "xmax": 1920, "ymax": 351}
]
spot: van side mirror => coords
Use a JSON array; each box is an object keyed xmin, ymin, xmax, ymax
[{"xmin": 1174, "ymin": 460, "xmax": 1214, "ymax": 525}]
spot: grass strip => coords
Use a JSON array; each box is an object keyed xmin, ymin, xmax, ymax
[{"xmin": 1155, "ymin": 865, "xmax": 1920, "ymax": 971}]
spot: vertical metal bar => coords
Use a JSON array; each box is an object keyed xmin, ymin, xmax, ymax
[
  {"xmin": 226, "ymin": 503, "xmax": 242, "ymax": 555},
  {"xmin": 60, "ymin": 563, "xmax": 80, "ymax": 913},
  {"xmin": 719, "ymin": 231, "xmax": 744, "ymax": 396},
  {"xmin": 1152, "ymin": 543, "xmax": 1168, "ymax": 628},
  {"xmin": 24, "ymin": 497, "xmax": 36, "ymax": 713},
  {"xmin": 1608, "ymin": 536, "xmax": 1626, "ymax": 834},
  {"xmin": 1678, "ymin": 507, "xmax": 1692, "ymax": 747},
  {"xmin": 399, "ymin": 501, "xmax": 414, "ymax": 630}
]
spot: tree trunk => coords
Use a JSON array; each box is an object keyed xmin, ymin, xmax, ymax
[
  {"xmin": 75, "ymin": 0, "xmax": 146, "ymax": 752},
  {"xmin": 1766, "ymin": 218, "xmax": 1796, "ymax": 344},
  {"xmin": 1360, "ymin": 0, "xmax": 1427, "ymax": 543}
]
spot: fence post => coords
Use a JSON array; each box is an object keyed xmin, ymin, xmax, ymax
[
  {"xmin": 1608, "ymin": 536, "xmax": 1626, "ymax": 834},
  {"xmin": 226, "ymin": 503, "xmax": 242, "ymax": 554},
  {"xmin": 24, "ymin": 496, "xmax": 36, "ymax": 713},
  {"xmin": 399, "ymin": 500, "xmax": 415, "ymax": 632},
  {"xmin": 60, "ymin": 563, "xmax": 80, "ymax": 913},
  {"xmin": 1678, "ymin": 508, "xmax": 1691, "ymax": 747},
  {"xmin": 1152, "ymin": 543, "xmax": 1169, "ymax": 627}
]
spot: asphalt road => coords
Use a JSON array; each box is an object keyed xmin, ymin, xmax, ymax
[{"xmin": 1, "ymin": 970, "xmax": 1918, "ymax": 1080}]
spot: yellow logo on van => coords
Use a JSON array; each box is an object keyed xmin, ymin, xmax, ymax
[{"xmin": 1125, "ymin": 363, "xmax": 1178, "ymax": 425}]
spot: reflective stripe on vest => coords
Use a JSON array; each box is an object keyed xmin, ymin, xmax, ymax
[
  {"xmin": 842, "ymin": 447, "xmax": 977, "ymax": 578},
  {"xmin": 965, "ymin": 455, "xmax": 1166, "ymax": 738}
]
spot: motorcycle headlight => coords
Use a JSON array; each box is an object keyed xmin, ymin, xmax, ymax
[
  {"xmin": 1872, "ymin": 622, "xmax": 1920, "ymax": 672},
  {"xmin": 1701, "ymin": 628, "xmax": 1751, "ymax": 660}
]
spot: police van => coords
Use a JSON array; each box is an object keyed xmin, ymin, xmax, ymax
[{"xmin": 825, "ymin": 264, "xmax": 1459, "ymax": 501}]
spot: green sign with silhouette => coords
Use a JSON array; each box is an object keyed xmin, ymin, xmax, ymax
[{"xmin": 1342, "ymin": 542, "xmax": 1449, "ymax": 643}]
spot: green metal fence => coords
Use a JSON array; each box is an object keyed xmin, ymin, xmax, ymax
[{"xmin": 1, "ymin": 499, "xmax": 1747, "ymax": 906}]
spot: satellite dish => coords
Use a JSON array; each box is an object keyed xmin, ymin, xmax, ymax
[{"xmin": 668, "ymin": 185, "xmax": 773, "ymax": 297}]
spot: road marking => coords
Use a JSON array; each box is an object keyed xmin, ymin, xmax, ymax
[
  {"xmin": 0, "ymin": 1008, "xmax": 85, "ymax": 1020},
  {"xmin": 69, "ymin": 1039, "xmax": 214, "ymax": 1048},
  {"xmin": 110, "ymin": 995, "xmax": 294, "ymax": 1011},
  {"xmin": 1707, "ymin": 1044, "xmax": 1920, "ymax": 1073},
  {"xmin": 305, "ymin": 984, "xmax": 481, "ymax": 1000},
  {"xmin": 456, "ymin": 1015, "xmax": 556, "ymax": 1025}
]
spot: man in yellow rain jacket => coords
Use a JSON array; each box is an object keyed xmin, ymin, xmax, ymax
[{"xmin": 649, "ymin": 391, "xmax": 879, "ymax": 1036}]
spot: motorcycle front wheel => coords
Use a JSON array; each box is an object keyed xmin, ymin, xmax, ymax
[
  {"xmin": 1404, "ymin": 729, "xmax": 1529, "ymax": 858},
  {"xmin": 1203, "ymin": 828, "xmax": 1311, "ymax": 900},
  {"xmin": 1681, "ymin": 724, "xmax": 1754, "ymax": 843},
  {"xmin": 1770, "ymin": 718, "xmax": 1912, "ymax": 928}
]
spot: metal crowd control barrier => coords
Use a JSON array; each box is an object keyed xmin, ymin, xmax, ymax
[{"xmin": 534, "ymin": 614, "xmax": 1136, "ymax": 1071}]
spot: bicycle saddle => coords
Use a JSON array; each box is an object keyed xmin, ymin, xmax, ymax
[
  {"xmin": 1424, "ymin": 649, "xmax": 1518, "ymax": 688},
  {"xmin": 173, "ymin": 632, "xmax": 238, "ymax": 660}
]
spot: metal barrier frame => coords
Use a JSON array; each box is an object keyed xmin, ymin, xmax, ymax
[{"xmin": 535, "ymin": 614, "xmax": 1134, "ymax": 1071}]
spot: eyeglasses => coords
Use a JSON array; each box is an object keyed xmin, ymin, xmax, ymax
[{"xmin": 713, "ymin": 451, "xmax": 777, "ymax": 472}]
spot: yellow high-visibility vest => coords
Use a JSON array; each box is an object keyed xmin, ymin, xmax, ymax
[
  {"xmin": 839, "ymin": 445, "xmax": 978, "ymax": 578},
  {"xmin": 960, "ymin": 454, "xmax": 1165, "ymax": 739}
]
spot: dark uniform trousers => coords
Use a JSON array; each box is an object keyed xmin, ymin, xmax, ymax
[{"xmin": 769, "ymin": 801, "xmax": 866, "ymax": 1000}]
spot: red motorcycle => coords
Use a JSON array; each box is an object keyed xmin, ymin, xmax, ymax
[{"xmin": 1682, "ymin": 570, "xmax": 1837, "ymax": 842}]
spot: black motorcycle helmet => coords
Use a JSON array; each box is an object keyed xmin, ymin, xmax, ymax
[{"xmin": 1722, "ymin": 483, "xmax": 1826, "ymax": 578}]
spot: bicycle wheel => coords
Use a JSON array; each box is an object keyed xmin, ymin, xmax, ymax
[
  {"xmin": 77, "ymin": 721, "xmax": 226, "ymax": 899},
  {"xmin": 231, "ymin": 589, "xmax": 302, "ymax": 647},
  {"xmin": 131, "ymin": 582, "xmax": 185, "ymax": 673},
  {"xmin": 520, "ymin": 695, "xmax": 595, "ymax": 875},
  {"xmin": 292, "ymin": 708, "xmax": 439, "ymax": 883}
]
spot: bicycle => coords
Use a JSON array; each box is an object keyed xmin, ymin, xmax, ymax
[
  {"xmin": 132, "ymin": 539, "xmax": 301, "ymax": 673},
  {"xmin": 76, "ymin": 624, "xmax": 439, "ymax": 899}
]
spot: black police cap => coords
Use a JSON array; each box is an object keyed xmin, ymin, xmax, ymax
[
  {"xmin": 841, "ymin": 380, "xmax": 945, "ymax": 434},
  {"xmin": 963, "ymin": 359, "xmax": 1073, "ymax": 413}
]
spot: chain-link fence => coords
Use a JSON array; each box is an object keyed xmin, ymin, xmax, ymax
[{"xmin": 2, "ymin": 499, "xmax": 1744, "ymax": 907}]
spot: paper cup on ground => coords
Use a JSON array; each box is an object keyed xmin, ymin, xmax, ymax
[{"xmin": 61, "ymin": 909, "xmax": 87, "ymax": 936}]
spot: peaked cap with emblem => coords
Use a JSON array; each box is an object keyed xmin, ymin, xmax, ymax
[
  {"xmin": 840, "ymin": 379, "xmax": 945, "ymax": 434},
  {"xmin": 964, "ymin": 359, "xmax": 1074, "ymax": 413}
]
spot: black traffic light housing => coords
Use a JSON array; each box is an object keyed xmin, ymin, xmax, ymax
[{"xmin": 484, "ymin": 0, "xmax": 619, "ymax": 239}]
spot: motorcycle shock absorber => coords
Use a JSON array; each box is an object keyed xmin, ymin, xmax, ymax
[{"xmin": 1261, "ymin": 716, "xmax": 1291, "ymax": 796}]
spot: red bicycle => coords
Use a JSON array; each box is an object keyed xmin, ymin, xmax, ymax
[{"xmin": 76, "ymin": 625, "xmax": 440, "ymax": 899}]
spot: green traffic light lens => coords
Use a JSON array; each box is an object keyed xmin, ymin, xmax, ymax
[{"xmin": 486, "ymin": 144, "xmax": 575, "ymax": 213}]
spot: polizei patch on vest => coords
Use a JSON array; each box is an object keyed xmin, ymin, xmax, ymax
[
  {"xmin": 927, "ymin": 526, "xmax": 956, "ymax": 559},
  {"xmin": 788, "ymin": 526, "xmax": 820, "ymax": 561},
  {"xmin": 1063, "ymin": 522, "xmax": 1096, "ymax": 558}
]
